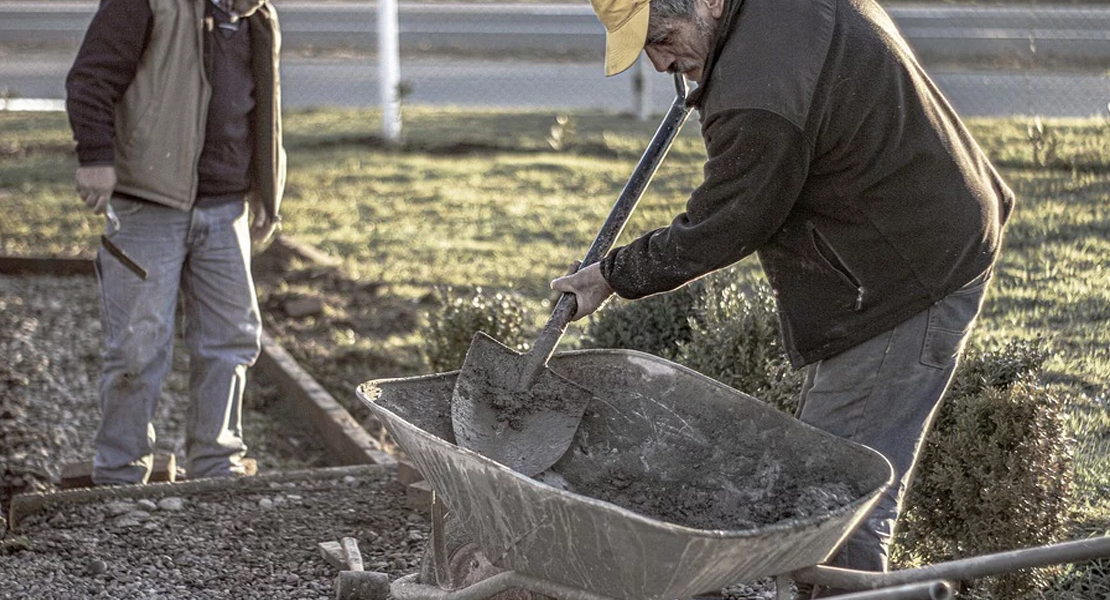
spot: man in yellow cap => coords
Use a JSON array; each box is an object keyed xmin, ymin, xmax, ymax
[{"xmin": 555, "ymin": 0, "xmax": 1014, "ymax": 596}]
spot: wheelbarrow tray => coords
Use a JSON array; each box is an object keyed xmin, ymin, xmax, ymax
[{"xmin": 357, "ymin": 349, "xmax": 894, "ymax": 600}]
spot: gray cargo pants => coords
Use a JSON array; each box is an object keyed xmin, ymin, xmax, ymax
[
  {"xmin": 92, "ymin": 197, "xmax": 261, "ymax": 485},
  {"xmin": 796, "ymin": 270, "xmax": 992, "ymax": 581}
]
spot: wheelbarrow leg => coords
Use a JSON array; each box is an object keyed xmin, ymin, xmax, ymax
[
  {"xmin": 430, "ymin": 492, "xmax": 452, "ymax": 588},
  {"xmin": 774, "ymin": 575, "xmax": 792, "ymax": 600}
]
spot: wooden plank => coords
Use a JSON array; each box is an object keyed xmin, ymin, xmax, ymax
[
  {"xmin": 0, "ymin": 256, "xmax": 95, "ymax": 276},
  {"xmin": 60, "ymin": 454, "xmax": 177, "ymax": 489},
  {"xmin": 341, "ymin": 536, "xmax": 364, "ymax": 571},
  {"xmin": 397, "ymin": 459, "xmax": 424, "ymax": 486},
  {"xmin": 405, "ymin": 480, "xmax": 433, "ymax": 514},
  {"xmin": 9, "ymin": 463, "xmax": 389, "ymax": 530},
  {"xmin": 318, "ymin": 541, "xmax": 347, "ymax": 570}
]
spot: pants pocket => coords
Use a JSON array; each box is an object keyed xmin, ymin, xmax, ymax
[{"xmin": 920, "ymin": 275, "xmax": 990, "ymax": 369}]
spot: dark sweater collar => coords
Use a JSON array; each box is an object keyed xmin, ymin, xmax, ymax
[{"xmin": 687, "ymin": 0, "xmax": 746, "ymax": 108}]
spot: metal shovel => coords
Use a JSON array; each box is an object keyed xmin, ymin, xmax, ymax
[
  {"xmin": 451, "ymin": 74, "xmax": 692, "ymax": 476},
  {"xmin": 101, "ymin": 201, "xmax": 148, "ymax": 280}
]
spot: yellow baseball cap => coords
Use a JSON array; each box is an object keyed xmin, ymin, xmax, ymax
[{"xmin": 591, "ymin": 0, "xmax": 651, "ymax": 77}]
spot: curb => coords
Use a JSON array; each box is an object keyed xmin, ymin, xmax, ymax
[{"xmin": 8, "ymin": 464, "xmax": 390, "ymax": 530}]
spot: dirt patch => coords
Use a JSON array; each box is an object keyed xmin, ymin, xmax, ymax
[{"xmin": 250, "ymin": 237, "xmax": 432, "ymax": 433}]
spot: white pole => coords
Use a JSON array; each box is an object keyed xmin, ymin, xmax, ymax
[{"xmin": 378, "ymin": 0, "xmax": 402, "ymax": 142}]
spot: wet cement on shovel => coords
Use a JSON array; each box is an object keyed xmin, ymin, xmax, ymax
[{"xmin": 453, "ymin": 367, "xmax": 581, "ymax": 431}]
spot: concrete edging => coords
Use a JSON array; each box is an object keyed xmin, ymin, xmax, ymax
[{"xmin": 8, "ymin": 464, "xmax": 390, "ymax": 530}]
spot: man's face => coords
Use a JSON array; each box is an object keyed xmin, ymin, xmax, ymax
[{"xmin": 643, "ymin": 0, "xmax": 722, "ymax": 81}]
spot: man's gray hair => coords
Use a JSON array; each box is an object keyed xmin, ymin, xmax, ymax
[{"xmin": 650, "ymin": 0, "xmax": 698, "ymax": 20}]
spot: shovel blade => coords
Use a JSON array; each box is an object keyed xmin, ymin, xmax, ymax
[{"xmin": 451, "ymin": 331, "xmax": 592, "ymax": 476}]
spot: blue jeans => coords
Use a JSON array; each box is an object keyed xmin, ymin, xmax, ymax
[
  {"xmin": 93, "ymin": 197, "xmax": 261, "ymax": 485},
  {"xmin": 795, "ymin": 270, "xmax": 991, "ymax": 577}
]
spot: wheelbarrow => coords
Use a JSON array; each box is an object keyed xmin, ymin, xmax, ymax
[{"xmin": 355, "ymin": 349, "xmax": 1110, "ymax": 600}]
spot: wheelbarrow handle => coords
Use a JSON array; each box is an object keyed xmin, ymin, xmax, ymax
[
  {"xmin": 528, "ymin": 74, "xmax": 692, "ymax": 371},
  {"xmin": 792, "ymin": 534, "xmax": 1110, "ymax": 592}
]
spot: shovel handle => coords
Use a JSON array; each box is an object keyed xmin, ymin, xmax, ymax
[{"xmin": 526, "ymin": 74, "xmax": 693, "ymax": 378}]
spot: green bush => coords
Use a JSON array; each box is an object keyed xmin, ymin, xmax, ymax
[
  {"xmin": 893, "ymin": 339, "xmax": 1075, "ymax": 600},
  {"xmin": 583, "ymin": 280, "xmax": 705, "ymax": 361},
  {"xmin": 676, "ymin": 276, "xmax": 803, "ymax": 415},
  {"xmin": 422, "ymin": 287, "xmax": 532, "ymax": 372},
  {"xmin": 583, "ymin": 269, "xmax": 802, "ymax": 414}
]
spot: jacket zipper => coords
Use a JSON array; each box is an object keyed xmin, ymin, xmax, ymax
[{"xmin": 808, "ymin": 223, "xmax": 865, "ymax": 310}]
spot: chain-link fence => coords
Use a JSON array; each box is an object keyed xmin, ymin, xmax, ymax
[{"xmin": 1, "ymin": 1, "xmax": 1108, "ymax": 119}]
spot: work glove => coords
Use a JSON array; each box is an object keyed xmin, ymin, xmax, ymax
[
  {"xmin": 247, "ymin": 191, "xmax": 279, "ymax": 246},
  {"xmin": 75, "ymin": 165, "xmax": 117, "ymax": 215},
  {"xmin": 550, "ymin": 261, "xmax": 615, "ymax": 321}
]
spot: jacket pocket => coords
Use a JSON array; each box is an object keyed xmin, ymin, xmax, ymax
[
  {"xmin": 808, "ymin": 223, "xmax": 864, "ymax": 310},
  {"xmin": 120, "ymin": 94, "xmax": 162, "ymax": 156}
]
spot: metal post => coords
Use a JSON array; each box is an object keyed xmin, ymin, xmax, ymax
[
  {"xmin": 632, "ymin": 56, "xmax": 653, "ymax": 121},
  {"xmin": 378, "ymin": 0, "xmax": 402, "ymax": 143}
]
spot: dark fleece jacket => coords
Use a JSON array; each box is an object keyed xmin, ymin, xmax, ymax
[{"xmin": 600, "ymin": 0, "xmax": 1014, "ymax": 367}]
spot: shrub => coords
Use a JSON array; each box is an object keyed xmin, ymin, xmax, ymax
[
  {"xmin": 893, "ymin": 339, "xmax": 1075, "ymax": 600},
  {"xmin": 583, "ymin": 280, "xmax": 705, "ymax": 361},
  {"xmin": 676, "ymin": 276, "xmax": 803, "ymax": 415},
  {"xmin": 583, "ymin": 269, "xmax": 802, "ymax": 414},
  {"xmin": 422, "ymin": 287, "xmax": 532, "ymax": 373}
]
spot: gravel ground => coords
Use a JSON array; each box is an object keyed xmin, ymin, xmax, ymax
[
  {"xmin": 0, "ymin": 273, "xmax": 328, "ymax": 511},
  {"xmin": 1, "ymin": 466, "xmax": 427, "ymax": 600},
  {"xmin": 0, "ymin": 273, "xmax": 427, "ymax": 599},
  {"xmin": 0, "ymin": 272, "xmax": 779, "ymax": 600}
]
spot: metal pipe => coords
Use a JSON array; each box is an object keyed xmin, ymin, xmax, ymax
[
  {"xmin": 827, "ymin": 580, "xmax": 955, "ymax": 600},
  {"xmin": 791, "ymin": 535, "xmax": 1110, "ymax": 590}
]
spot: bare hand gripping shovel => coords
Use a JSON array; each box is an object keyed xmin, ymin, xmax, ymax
[{"xmin": 451, "ymin": 74, "xmax": 692, "ymax": 475}]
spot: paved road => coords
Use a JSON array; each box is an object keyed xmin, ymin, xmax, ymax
[
  {"xmin": 4, "ymin": 2, "xmax": 1109, "ymax": 62},
  {"xmin": 1, "ymin": 2, "xmax": 1108, "ymax": 117},
  {"xmin": 6, "ymin": 52, "xmax": 1107, "ymax": 118}
]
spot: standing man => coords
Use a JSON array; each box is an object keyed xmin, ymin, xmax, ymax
[
  {"xmin": 553, "ymin": 0, "xmax": 1013, "ymax": 595},
  {"xmin": 66, "ymin": 0, "xmax": 286, "ymax": 485}
]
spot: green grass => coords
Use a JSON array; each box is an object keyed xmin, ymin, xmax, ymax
[{"xmin": 1, "ymin": 107, "xmax": 1107, "ymax": 588}]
